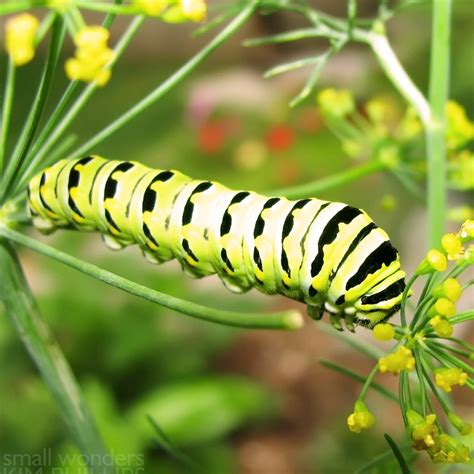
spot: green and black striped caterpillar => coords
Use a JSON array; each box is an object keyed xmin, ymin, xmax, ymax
[{"xmin": 28, "ymin": 156, "xmax": 406, "ymax": 330}]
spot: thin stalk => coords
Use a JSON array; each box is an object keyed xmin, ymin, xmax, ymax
[
  {"xmin": 0, "ymin": 16, "xmax": 65, "ymax": 203},
  {"xmin": 268, "ymin": 160, "xmax": 385, "ymax": 199},
  {"xmin": 0, "ymin": 241, "xmax": 113, "ymax": 473},
  {"xmin": 0, "ymin": 58, "xmax": 16, "ymax": 174},
  {"xmin": 64, "ymin": 0, "xmax": 260, "ymax": 161},
  {"xmin": 426, "ymin": 0, "xmax": 451, "ymax": 247},
  {"xmin": 0, "ymin": 226, "xmax": 304, "ymax": 330},
  {"xmin": 413, "ymin": 349, "xmax": 427, "ymax": 414},
  {"xmin": 359, "ymin": 364, "xmax": 380, "ymax": 400}
]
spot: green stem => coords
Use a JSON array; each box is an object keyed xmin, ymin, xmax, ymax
[
  {"xmin": 65, "ymin": 0, "xmax": 259, "ymax": 161},
  {"xmin": 0, "ymin": 240, "xmax": 113, "ymax": 473},
  {"xmin": 444, "ymin": 310, "xmax": 474, "ymax": 326},
  {"xmin": 267, "ymin": 160, "xmax": 385, "ymax": 199},
  {"xmin": 426, "ymin": 0, "xmax": 451, "ymax": 248},
  {"xmin": 0, "ymin": 16, "xmax": 64, "ymax": 203},
  {"xmin": 359, "ymin": 364, "xmax": 380, "ymax": 400},
  {"xmin": 0, "ymin": 58, "xmax": 16, "ymax": 174},
  {"xmin": 0, "ymin": 226, "xmax": 303, "ymax": 330},
  {"xmin": 413, "ymin": 349, "xmax": 427, "ymax": 414}
]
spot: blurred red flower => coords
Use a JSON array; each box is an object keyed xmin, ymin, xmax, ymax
[{"xmin": 266, "ymin": 125, "xmax": 295, "ymax": 152}]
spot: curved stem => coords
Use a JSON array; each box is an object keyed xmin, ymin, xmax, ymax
[
  {"xmin": 0, "ymin": 226, "xmax": 304, "ymax": 330},
  {"xmin": 366, "ymin": 32, "xmax": 431, "ymax": 128}
]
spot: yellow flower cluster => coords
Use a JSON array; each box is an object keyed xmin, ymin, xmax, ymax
[
  {"xmin": 372, "ymin": 323, "xmax": 395, "ymax": 341},
  {"xmin": 435, "ymin": 368, "xmax": 468, "ymax": 393},
  {"xmin": 407, "ymin": 410, "xmax": 471, "ymax": 464},
  {"xmin": 346, "ymin": 400, "xmax": 375, "ymax": 433},
  {"xmin": 378, "ymin": 346, "xmax": 415, "ymax": 374},
  {"xmin": 429, "ymin": 434, "xmax": 470, "ymax": 464},
  {"xmin": 5, "ymin": 13, "xmax": 39, "ymax": 66},
  {"xmin": 65, "ymin": 26, "xmax": 114, "ymax": 86},
  {"xmin": 407, "ymin": 410, "xmax": 438, "ymax": 451},
  {"xmin": 317, "ymin": 89, "xmax": 355, "ymax": 118},
  {"xmin": 446, "ymin": 101, "xmax": 474, "ymax": 150}
]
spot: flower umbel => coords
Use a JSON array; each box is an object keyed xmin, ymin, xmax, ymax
[
  {"xmin": 435, "ymin": 368, "xmax": 468, "ymax": 393},
  {"xmin": 65, "ymin": 26, "xmax": 114, "ymax": 86},
  {"xmin": 378, "ymin": 346, "xmax": 415, "ymax": 374},
  {"xmin": 417, "ymin": 249, "xmax": 447, "ymax": 274},
  {"xmin": 347, "ymin": 400, "xmax": 375, "ymax": 433},
  {"xmin": 5, "ymin": 13, "xmax": 39, "ymax": 66}
]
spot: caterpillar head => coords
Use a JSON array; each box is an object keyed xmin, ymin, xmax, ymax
[{"xmin": 308, "ymin": 273, "xmax": 406, "ymax": 332}]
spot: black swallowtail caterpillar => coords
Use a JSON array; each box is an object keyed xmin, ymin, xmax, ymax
[{"xmin": 28, "ymin": 156, "xmax": 406, "ymax": 330}]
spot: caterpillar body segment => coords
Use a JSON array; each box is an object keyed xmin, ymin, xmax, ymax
[{"xmin": 28, "ymin": 156, "xmax": 406, "ymax": 329}]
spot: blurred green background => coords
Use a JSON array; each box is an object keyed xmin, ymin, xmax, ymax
[{"xmin": 1, "ymin": 1, "xmax": 473, "ymax": 473}]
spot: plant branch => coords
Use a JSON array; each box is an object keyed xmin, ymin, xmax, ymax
[{"xmin": 0, "ymin": 226, "xmax": 304, "ymax": 330}]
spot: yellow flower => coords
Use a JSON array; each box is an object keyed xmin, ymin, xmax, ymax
[
  {"xmin": 161, "ymin": 0, "xmax": 206, "ymax": 23},
  {"xmin": 378, "ymin": 346, "xmax": 415, "ymax": 374},
  {"xmin": 373, "ymin": 323, "xmax": 395, "ymax": 341},
  {"xmin": 441, "ymin": 233, "xmax": 464, "ymax": 260},
  {"xmin": 459, "ymin": 219, "xmax": 474, "ymax": 240},
  {"xmin": 133, "ymin": 0, "xmax": 168, "ymax": 16},
  {"xmin": 347, "ymin": 400, "xmax": 375, "ymax": 433},
  {"xmin": 65, "ymin": 26, "xmax": 114, "ymax": 86},
  {"xmin": 429, "ymin": 316, "xmax": 453, "ymax": 338},
  {"xmin": 448, "ymin": 412, "xmax": 472, "ymax": 436},
  {"xmin": 407, "ymin": 410, "xmax": 438, "ymax": 451},
  {"xmin": 429, "ymin": 298, "xmax": 456, "ymax": 318},
  {"xmin": 417, "ymin": 249, "xmax": 447, "ymax": 274},
  {"xmin": 433, "ymin": 277, "xmax": 462, "ymax": 302},
  {"xmin": 5, "ymin": 13, "xmax": 39, "ymax": 66},
  {"xmin": 446, "ymin": 101, "xmax": 474, "ymax": 150},
  {"xmin": 317, "ymin": 89, "xmax": 355, "ymax": 118},
  {"xmin": 429, "ymin": 434, "xmax": 471, "ymax": 464},
  {"xmin": 435, "ymin": 367, "xmax": 468, "ymax": 393}
]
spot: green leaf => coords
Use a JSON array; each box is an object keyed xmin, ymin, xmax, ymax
[{"xmin": 384, "ymin": 434, "xmax": 412, "ymax": 474}]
